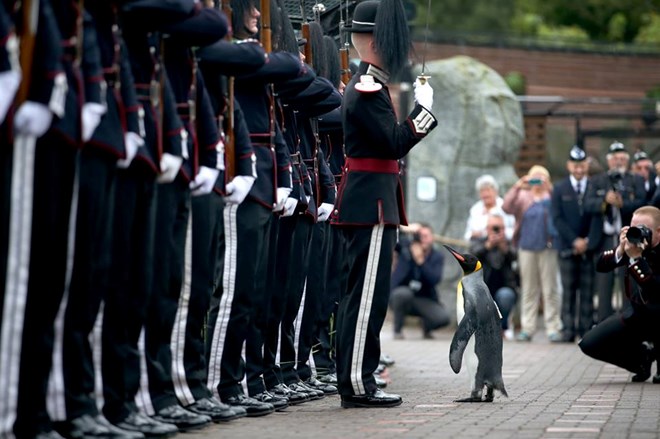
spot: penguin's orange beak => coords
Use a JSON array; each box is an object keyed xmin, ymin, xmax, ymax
[{"xmin": 443, "ymin": 245, "xmax": 465, "ymax": 263}]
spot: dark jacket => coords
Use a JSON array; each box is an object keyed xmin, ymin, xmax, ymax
[
  {"xmin": 583, "ymin": 171, "xmax": 646, "ymax": 246},
  {"xmin": 597, "ymin": 244, "xmax": 660, "ymax": 316},
  {"xmin": 469, "ymin": 238, "xmax": 518, "ymax": 297},
  {"xmin": 332, "ymin": 62, "xmax": 437, "ymax": 226},
  {"xmin": 551, "ymin": 176, "xmax": 601, "ymax": 254},
  {"xmin": 391, "ymin": 240, "xmax": 444, "ymax": 302}
]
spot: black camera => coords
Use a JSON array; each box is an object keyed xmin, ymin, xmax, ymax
[
  {"xmin": 491, "ymin": 225, "xmax": 502, "ymax": 234},
  {"xmin": 412, "ymin": 232, "xmax": 421, "ymax": 243},
  {"xmin": 607, "ymin": 170, "xmax": 625, "ymax": 192},
  {"xmin": 626, "ymin": 225, "xmax": 652, "ymax": 246}
]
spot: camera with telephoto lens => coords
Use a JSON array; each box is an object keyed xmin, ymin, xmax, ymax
[
  {"xmin": 626, "ymin": 225, "xmax": 652, "ymax": 246},
  {"xmin": 412, "ymin": 232, "xmax": 421, "ymax": 243},
  {"xmin": 607, "ymin": 170, "xmax": 625, "ymax": 192},
  {"xmin": 491, "ymin": 225, "xmax": 502, "ymax": 234}
]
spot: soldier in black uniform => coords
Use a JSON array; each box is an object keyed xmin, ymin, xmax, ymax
[
  {"xmin": 579, "ymin": 205, "xmax": 660, "ymax": 383},
  {"xmin": 136, "ymin": 4, "xmax": 229, "ymax": 430},
  {"xmin": 101, "ymin": 2, "xmax": 193, "ymax": 436},
  {"xmin": 12, "ymin": 0, "xmax": 107, "ymax": 436},
  {"xmin": 46, "ymin": 3, "xmax": 146, "ymax": 438},
  {"xmin": 330, "ymin": 0, "xmax": 437, "ymax": 408},
  {"xmin": 204, "ymin": 0, "xmax": 303, "ymax": 416}
]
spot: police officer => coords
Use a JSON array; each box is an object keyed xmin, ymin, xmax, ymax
[
  {"xmin": 330, "ymin": 0, "xmax": 437, "ymax": 408},
  {"xmin": 551, "ymin": 146, "xmax": 599, "ymax": 343},
  {"xmin": 584, "ymin": 141, "xmax": 646, "ymax": 322}
]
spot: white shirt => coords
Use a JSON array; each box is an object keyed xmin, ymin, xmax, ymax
[{"xmin": 463, "ymin": 197, "xmax": 516, "ymax": 241}]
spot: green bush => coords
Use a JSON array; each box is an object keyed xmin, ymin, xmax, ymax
[{"xmin": 504, "ymin": 71, "xmax": 526, "ymax": 95}]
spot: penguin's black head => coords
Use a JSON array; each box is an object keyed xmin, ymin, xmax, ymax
[{"xmin": 443, "ymin": 245, "xmax": 481, "ymax": 275}]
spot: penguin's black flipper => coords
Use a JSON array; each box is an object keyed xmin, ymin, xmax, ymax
[{"xmin": 449, "ymin": 313, "xmax": 476, "ymax": 374}]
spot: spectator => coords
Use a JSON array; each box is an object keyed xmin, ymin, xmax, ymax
[
  {"xmin": 390, "ymin": 223, "xmax": 450, "ymax": 339},
  {"xmin": 583, "ymin": 141, "xmax": 646, "ymax": 322},
  {"xmin": 464, "ymin": 174, "xmax": 516, "ymax": 242},
  {"xmin": 579, "ymin": 206, "xmax": 660, "ymax": 383},
  {"xmin": 503, "ymin": 165, "xmax": 562, "ymax": 342},
  {"xmin": 631, "ymin": 150, "xmax": 656, "ymax": 203},
  {"xmin": 469, "ymin": 214, "xmax": 518, "ymax": 339},
  {"xmin": 551, "ymin": 146, "xmax": 599, "ymax": 343}
]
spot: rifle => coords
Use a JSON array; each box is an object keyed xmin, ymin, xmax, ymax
[
  {"xmin": 15, "ymin": 0, "xmax": 40, "ymax": 106},
  {"xmin": 338, "ymin": 0, "xmax": 350, "ymax": 85},
  {"xmin": 299, "ymin": 0, "xmax": 311, "ymax": 68},
  {"xmin": 219, "ymin": 0, "xmax": 236, "ymax": 179},
  {"xmin": 260, "ymin": 0, "xmax": 271, "ymax": 53}
]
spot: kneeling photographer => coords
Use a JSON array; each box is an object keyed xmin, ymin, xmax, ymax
[{"xmin": 579, "ymin": 206, "xmax": 660, "ymax": 383}]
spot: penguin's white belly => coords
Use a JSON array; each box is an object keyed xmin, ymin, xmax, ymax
[{"xmin": 457, "ymin": 282, "xmax": 478, "ymax": 390}]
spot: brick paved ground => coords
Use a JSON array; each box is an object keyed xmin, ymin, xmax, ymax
[{"xmin": 190, "ymin": 323, "xmax": 660, "ymax": 439}]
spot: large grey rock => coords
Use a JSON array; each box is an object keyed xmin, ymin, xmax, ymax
[{"xmin": 404, "ymin": 56, "xmax": 524, "ymax": 321}]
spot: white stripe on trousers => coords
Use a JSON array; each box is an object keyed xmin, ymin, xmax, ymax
[
  {"xmin": 47, "ymin": 151, "xmax": 81, "ymax": 421},
  {"xmin": 92, "ymin": 303, "xmax": 105, "ymax": 410},
  {"xmin": 207, "ymin": 203, "xmax": 238, "ymax": 397},
  {"xmin": 135, "ymin": 329, "xmax": 154, "ymax": 415},
  {"xmin": 292, "ymin": 280, "xmax": 307, "ymax": 371},
  {"xmin": 171, "ymin": 216, "xmax": 195, "ymax": 406},
  {"xmin": 0, "ymin": 135, "xmax": 36, "ymax": 437},
  {"xmin": 350, "ymin": 224, "xmax": 384, "ymax": 395}
]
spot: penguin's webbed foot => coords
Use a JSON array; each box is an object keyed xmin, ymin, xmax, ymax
[{"xmin": 454, "ymin": 396, "xmax": 490, "ymax": 403}]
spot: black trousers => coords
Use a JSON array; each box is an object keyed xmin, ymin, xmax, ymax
[
  {"xmin": 54, "ymin": 149, "xmax": 117, "ymax": 421},
  {"xmin": 389, "ymin": 286, "xmax": 451, "ymax": 334},
  {"xmin": 579, "ymin": 305, "xmax": 660, "ymax": 374},
  {"xmin": 558, "ymin": 253, "xmax": 594, "ymax": 338},
  {"xmin": 207, "ymin": 199, "xmax": 272, "ymax": 400},
  {"xmin": 593, "ymin": 234, "xmax": 624, "ymax": 322},
  {"xmin": 313, "ymin": 226, "xmax": 345, "ymax": 377},
  {"xmin": 143, "ymin": 177, "xmax": 191, "ymax": 412},
  {"xmin": 278, "ymin": 215, "xmax": 313, "ymax": 385},
  {"xmin": 296, "ymin": 220, "xmax": 330, "ymax": 382},
  {"xmin": 245, "ymin": 209, "xmax": 276, "ymax": 396},
  {"xmin": 171, "ymin": 193, "xmax": 224, "ymax": 406},
  {"xmin": 336, "ymin": 225, "xmax": 397, "ymax": 397},
  {"xmin": 262, "ymin": 214, "xmax": 298, "ymax": 390},
  {"xmin": 101, "ymin": 166, "xmax": 158, "ymax": 424},
  {"xmin": 14, "ymin": 135, "xmax": 77, "ymax": 438}
]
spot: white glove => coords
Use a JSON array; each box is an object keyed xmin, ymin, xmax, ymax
[
  {"xmin": 13, "ymin": 101, "xmax": 53, "ymax": 137},
  {"xmin": 0, "ymin": 70, "xmax": 21, "ymax": 125},
  {"xmin": 157, "ymin": 152, "xmax": 183, "ymax": 184},
  {"xmin": 224, "ymin": 175, "xmax": 255, "ymax": 205},
  {"xmin": 189, "ymin": 166, "xmax": 220, "ymax": 196},
  {"xmin": 273, "ymin": 187, "xmax": 292, "ymax": 212},
  {"xmin": 317, "ymin": 202, "xmax": 334, "ymax": 222},
  {"xmin": 413, "ymin": 78, "xmax": 433, "ymax": 110},
  {"xmin": 117, "ymin": 131, "xmax": 144, "ymax": 169},
  {"xmin": 81, "ymin": 102, "xmax": 106, "ymax": 142},
  {"xmin": 281, "ymin": 197, "xmax": 298, "ymax": 217}
]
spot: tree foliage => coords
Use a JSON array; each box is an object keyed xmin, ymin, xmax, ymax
[{"xmin": 415, "ymin": 0, "xmax": 660, "ymax": 44}]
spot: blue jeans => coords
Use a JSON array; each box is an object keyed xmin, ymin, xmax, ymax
[{"xmin": 494, "ymin": 287, "xmax": 517, "ymax": 330}]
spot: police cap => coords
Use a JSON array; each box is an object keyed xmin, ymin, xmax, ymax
[
  {"xmin": 633, "ymin": 150, "xmax": 650, "ymax": 163},
  {"xmin": 569, "ymin": 145, "xmax": 586, "ymax": 162},
  {"xmin": 608, "ymin": 141, "xmax": 626, "ymax": 154}
]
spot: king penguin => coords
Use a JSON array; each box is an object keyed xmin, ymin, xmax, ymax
[{"xmin": 444, "ymin": 245, "xmax": 508, "ymax": 402}]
